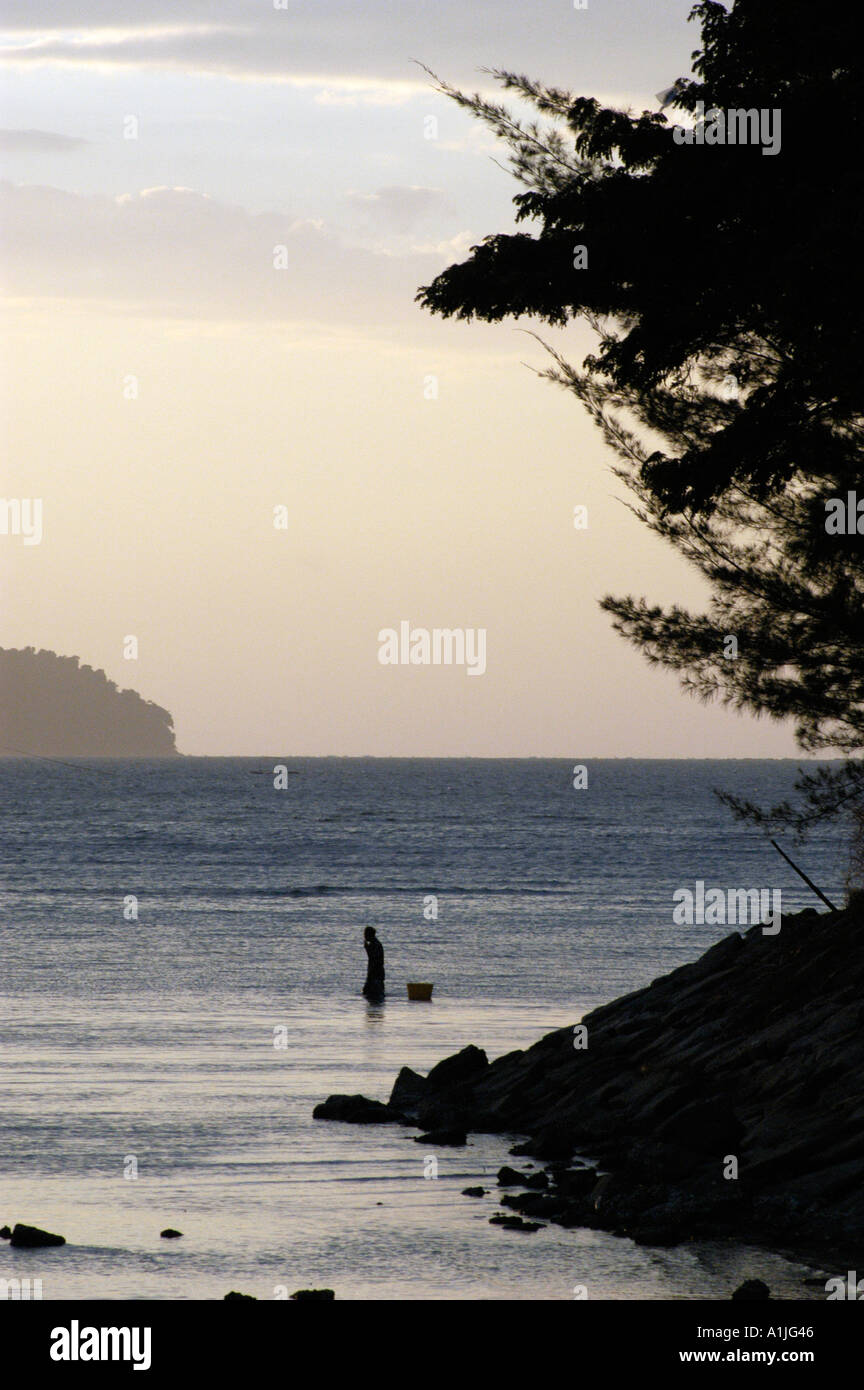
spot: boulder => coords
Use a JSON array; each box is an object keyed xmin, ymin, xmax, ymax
[
  {"xmin": 0, "ymin": 1225, "xmax": 11, "ymax": 1239},
  {"xmin": 414, "ymin": 1129, "xmax": 466, "ymax": 1146},
  {"xmin": 558, "ymin": 1199, "xmax": 596, "ymax": 1228},
  {"xmin": 425, "ymin": 1045, "xmax": 488, "ymax": 1093},
  {"xmin": 511, "ymin": 1123, "xmax": 576, "ymax": 1161},
  {"xmin": 313, "ymin": 1094, "xmax": 404, "ymax": 1124},
  {"xmin": 653, "ymin": 1098, "xmax": 743, "ymax": 1154},
  {"xmin": 9, "ymin": 1223, "xmax": 65, "ymax": 1248},
  {"xmin": 489, "ymin": 1214, "xmax": 543, "ymax": 1232},
  {"xmin": 732, "ymin": 1279, "xmax": 771, "ymax": 1300},
  {"xmin": 461, "ymin": 1186, "xmax": 486, "ymax": 1198},
  {"xmin": 224, "ymin": 1292, "xmax": 257, "ymax": 1300},
  {"xmin": 414, "ymin": 1097, "xmax": 471, "ymax": 1132},
  {"xmin": 389, "ymin": 1067, "xmax": 427, "ymax": 1112},
  {"xmin": 631, "ymin": 1219, "xmax": 687, "ymax": 1247},
  {"xmin": 291, "ymin": 1288, "xmax": 335, "ymax": 1300},
  {"xmin": 551, "ymin": 1166, "xmax": 599, "ymax": 1198},
  {"xmin": 160, "ymin": 1228, "xmax": 183, "ymax": 1238},
  {"xmin": 497, "ymin": 1166, "xmax": 532, "ymax": 1186},
  {"xmin": 501, "ymin": 1192, "xmax": 567, "ymax": 1219}
]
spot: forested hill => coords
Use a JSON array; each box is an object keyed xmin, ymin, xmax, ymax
[{"xmin": 0, "ymin": 647, "xmax": 178, "ymax": 757}]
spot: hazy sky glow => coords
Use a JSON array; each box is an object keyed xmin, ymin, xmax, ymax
[{"xmin": 0, "ymin": 2, "xmax": 812, "ymax": 756}]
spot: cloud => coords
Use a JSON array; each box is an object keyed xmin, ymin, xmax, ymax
[
  {"xmin": 0, "ymin": 2, "xmax": 248, "ymax": 27},
  {"xmin": 0, "ymin": 180, "xmax": 449, "ymax": 325},
  {"xmin": 0, "ymin": 128, "xmax": 87, "ymax": 152},
  {"xmin": 346, "ymin": 185, "xmax": 447, "ymax": 233},
  {"xmin": 312, "ymin": 85, "xmax": 418, "ymax": 108},
  {"xmin": 0, "ymin": 1, "xmax": 698, "ymax": 96},
  {"xmin": 407, "ymin": 230, "xmax": 476, "ymax": 259}
]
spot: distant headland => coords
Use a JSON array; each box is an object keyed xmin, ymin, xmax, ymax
[{"xmin": 0, "ymin": 647, "xmax": 179, "ymax": 758}]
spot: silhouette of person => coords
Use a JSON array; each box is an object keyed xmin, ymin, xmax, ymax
[{"xmin": 362, "ymin": 926, "xmax": 385, "ymax": 1000}]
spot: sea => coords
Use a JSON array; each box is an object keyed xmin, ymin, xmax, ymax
[{"xmin": 0, "ymin": 758, "xmax": 847, "ymax": 1301}]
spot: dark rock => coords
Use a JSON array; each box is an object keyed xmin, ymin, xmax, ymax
[
  {"xmin": 524, "ymin": 1170, "xmax": 549, "ymax": 1190},
  {"xmin": 313, "ymin": 904, "xmax": 864, "ymax": 1268},
  {"xmin": 414, "ymin": 1129, "xmax": 466, "ymax": 1146},
  {"xmin": 631, "ymin": 1220, "xmax": 686, "ymax": 1247},
  {"xmin": 0, "ymin": 1225, "xmax": 11, "ymax": 1239},
  {"xmin": 461, "ymin": 1186, "xmax": 486, "ymax": 1197},
  {"xmin": 489, "ymin": 1214, "xmax": 543, "ymax": 1232},
  {"xmin": 590, "ymin": 1173, "xmax": 615, "ymax": 1211},
  {"xmin": 411, "ymin": 1048, "xmax": 493, "ymax": 1131},
  {"xmin": 414, "ymin": 1098, "xmax": 471, "ymax": 1131},
  {"xmin": 160, "ymin": 1228, "xmax": 183, "ymax": 1238},
  {"xmin": 425, "ymin": 1045, "xmax": 488, "ymax": 1093},
  {"xmin": 557, "ymin": 1198, "xmax": 596, "ymax": 1228},
  {"xmin": 501, "ymin": 1192, "xmax": 567, "ymax": 1219},
  {"xmin": 291, "ymin": 1288, "xmax": 335, "ymax": 1300},
  {"xmin": 9, "ymin": 1223, "xmax": 65, "ymax": 1248},
  {"xmin": 653, "ymin": 1098, "xmax": 743, "ymax": 1155},
  {"xmin": 732, "ymin": 1279, "xmax": 771, "ymax": 1301},
  {"xmin": 313, "ymin": 1094, "xmax": 404, "ymax": 1125},
  {"xmin": 389, "ymin": 1066, "xmax": 427, "ymax": 1112},
  {"xmin": 496, "ymin": 1165, "xmax": 548, "ymax": 1188},
  {"xmin": 224, "ymin": 1291, "xmax": 257, "ymax": 1300},
  {"xmin": 497, "ymin": 1166, "xmax": 530, "ymax": 1186},
  {"xmin": 511, "ymin": 1123, "xmax": 576, "ymax": 1161},
  {"xmin": 551, "ymin": 1166, "xmax": 599, "ymax": 1198}
]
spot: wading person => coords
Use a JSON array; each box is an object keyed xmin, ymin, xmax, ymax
[{"xmin": 362, "ymin": 926, "xmax": 385, "ymax": 1000}]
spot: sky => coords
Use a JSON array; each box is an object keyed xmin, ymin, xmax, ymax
[{"xmin": 0, "ymin": 1, "xmax": 812, "ymax": 757}]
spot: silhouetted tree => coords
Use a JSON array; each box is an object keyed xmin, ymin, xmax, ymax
[
  {"xmin": 417, "ymin": 0, "xmax": 864, "ymax": 836},
  {"xmin": 533, "ymin": 342, "xmax": 864, "ymax": 832},
  {"xmin": 418, "ymin": 2, "xmax": 863, "ymax": 513}
]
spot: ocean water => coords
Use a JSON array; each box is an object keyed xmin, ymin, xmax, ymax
[{"xmin": 0, "ymin": 758, "xmax": 847, "ymax": 1301}]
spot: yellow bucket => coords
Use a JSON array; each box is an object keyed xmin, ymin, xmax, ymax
[{"xmin": 407, "ymin": 981, "xmax": 434, "ymax": 1001}]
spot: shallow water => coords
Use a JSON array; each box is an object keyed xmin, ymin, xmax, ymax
[{"xmin": 0, "ymin": 759, "xmax": 842, "ymax": 1298}]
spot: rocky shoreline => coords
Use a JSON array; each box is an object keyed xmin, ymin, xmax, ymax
[{"xmin": 315, "ymin": 905, "xmax": 864, "ymax": 1274}]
